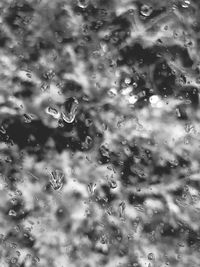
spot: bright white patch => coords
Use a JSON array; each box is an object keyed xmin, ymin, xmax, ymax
[
  {"xmin": 128, "ymin": 95, "xmax": 138, "ymax": 104},
  {"xmin": 121, "ymin": 86, "xmax": 132, "ymax": 96},
  {"xmin": 149, "ymin": 95, "xmax": 162, "ymax": 108}
]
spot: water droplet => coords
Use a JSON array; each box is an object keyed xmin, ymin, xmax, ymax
[
  {"xmin": 40, "ymin": 82, "xmax": 50, "ymax": 92},
  {"xmin": 87, "ymin": 182, "xmax": 96, "ymax": 195},
  {"xmin": 148, "ymin": 253, "xmax": 155, "ymax": 261},
  {"xmin": 77, "ymin": 0, "xmax": 89, "ymax": 9},
  {"xmin": 61, "ymin": 97, "xmax": 79, "ymax": 123},
  {"xmin": 82, "ymin": 95, "xmax": 90, "ymax": 102},
  {"xmin": 109, "ymin": 179, "xmax": 117, "ymax": 189},
  {"xmin": 46, "ymin": 106, "xmax": 60, "ymax": 119},
  {"xmin": 124, "ymin": 77, "xmax": 131, "ymax": 85},
  {"xmin": 11, "ymin": 257, "xmax": 18, "ymax": 264},
  {"xmin": 82, "ymin": 136, "xmax": 93, "ymax": 149},
  {"xmin": 57, "ymin": 118, "xmax": 64, "ymax": 128},
  {"xmin": 85, "ymin": 118, "xmax": 93, "ymax": 127},
  {"xmin": 185, "ymin": 123, "xmax": 194, "ymax": 133},
  {"xmin": 0, "ymin": 125, "xmax": 6, "ymax": 134},
  {"xmin": 9, "ymin": 210, "xmax": 17, "ymax": 216},
  {"xmin": 49, "ymin": 170, "xmax": 64, "ymax": 191},
  {"xmin": 140, "ymin": 4, "xmax": 153, "ymax": 17},
  {"xmin": 119, "ymin": 201, "xmax": 126, "ymax": 220},
  {"xmin": 14, "ymin": 225, "xmax": 20, "ymax": 232},
  {"xmin": 132, "ymin": 82, "xmax": 138, "ymax": 89},
  {"xmin": 26, "ymin": 72, "xmax": 32, "ymax": 79},
  {"xmin": 175, "ymin": 108, "xmax": 181, "ymax": 117},
  {"xmin": 61, "ymin": 112, "xmax": 74, "ymax": 123},
  {"xmin": 108, "ymin": 88, "xmax": 117, "ymax": 97},
  {"xmin": 43, "ymin": 69, "xmax": 55, "ymax": 80},
  {"xmin": 23, "ymin": 113, "xmax": 34, "ymax": 123},
  {"xmin": 117, "ymin": 116, "xmax": 125, "ymax": 128},
  {"xmin": 100, "ymin": 144, "xmax": 110, "ymax": 158},
  {"xmin": 128, "ymin": 9, "xmax": 135, "ymax": 15},
  {"xmin": 182, "ymin": 0, "xmax": 190, "ymax": 8}
]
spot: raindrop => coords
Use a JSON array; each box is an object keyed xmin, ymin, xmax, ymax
[
  {"xmin": 11, "ymin": 257, "xmax": 17, "ymax": 264},
  {"xmin": 178, "ymin": 241, "xmax": 185, "ymax": 247},
  {"xmin": 85, "ymin": 118, "xmax": 93, "ymax": 127},
  {"xmin": 77, "ymin": 0, "xmax": 89, "ymax": 9},
  {"xmin": 140, "ymin": 4, "xmax": 153, "ymax": 17},
  {"xmin": 43, "ymin": 69, "xmax": 55, "ymax": 81},
  {"xmin": 119, "ymin": 201, "xmax": 126, "ymax": 220},
  {"xmin": 128, "ymin": 9, "xmax": 135, "ymax": 15},
  {"xmin": 164, "ymin": 25, "xmax": 168, "ymax": 31},
  {"xmin": 132, "ymin": 82, "xmax": 138, "ymax": 89},
  {"xmin": 87, "ymin": 182, "xmax": 96, "ymax": 195},
  {"xmin": 9, "ymin": 210, "xmax": 17, "ymax": 216},
  {"xmin": 46, "ymin": 106, "xmax": 60, "ymax": 119},
  {"xmin": 40, "ymin": 82, "xmax": 50, "ymax": 92},
  {"xmin": 182, "ymin": 0, "xmax": 190, "ymax": 8},
  {"xmin": 0, "ymin": 125, "xmax": 6, "ymax": 134},
  {"xmin": 175, "ymin": 108, "xmax": 181, "ymax": 118},
  {"xmin": 108, "ymin": 87, "xmax": 117, "ymax": 97},
  {"xmin": 148, "ymin": 253, "xmax": 155, "ymax": 261},
  {"xmin": 49, "ymin": 170, "xmax": 64, "ymax": 191},
  {"xmin": 26, "ymin": 72, "xmax": 32, "ymax": 79},
  {"xmin": 58, "ymin": 118, "xmax": 65, "ymax": 128},
  {"xmin": 176, "ymin": 75, "xmax": 186, "ymax": 85},
  {"xmin": 185, "ymin": 123, "xmax": 194, "ymax": 133},
  {"xmin": 100, "ymin": 144, "xmax": 110, "ymax": 158},
  {"xmin": 24, "ymin": 113, "xmax": 34, "ymax": 123},
  {"xmin": 14, "ymin": 225, "xmax": 20, "ymax": 232},
  {"xmin": 61, "ymin": 97, "xmax": 79, "ymax": 124},
  {"xmin": 124, "ymin": 77, "xmax": 131, "ymax": 85},
  {"xmin": 82, "ymin": 136, "xmax": 93, "ymax": 149},
  {"xmin": 109, "ymin": 179, "xmax": 117, "ymax": 189}
]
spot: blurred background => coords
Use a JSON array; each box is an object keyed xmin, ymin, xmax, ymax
[{"xmin": 0, "ymin": 0, "xmax": 200, "ymax": 266}]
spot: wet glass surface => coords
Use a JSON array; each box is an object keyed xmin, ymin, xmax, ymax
[{"xmin": 0, "ymin": 0, "xmax": 200, "ymax": 266}]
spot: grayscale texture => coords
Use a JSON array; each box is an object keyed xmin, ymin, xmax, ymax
[{"xmin": 0, "ymin": 0, "xmax": 200, "ymax": 267}]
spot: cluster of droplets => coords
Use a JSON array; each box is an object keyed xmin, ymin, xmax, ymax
[
  {"xmin": 46, "ymin": 97, "xmax": 79, "ymax": 125},
  {"xmin": 181, "ymin": 0, "xmax": 190, "ymax": 8}
]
